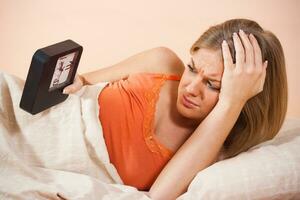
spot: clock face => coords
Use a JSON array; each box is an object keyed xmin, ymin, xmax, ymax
[{"xmin": 49, "ymin": 52, "xmax": 77, "ymax": 91}]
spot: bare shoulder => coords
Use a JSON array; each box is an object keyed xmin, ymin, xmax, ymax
[
  {"xmin": 81, "ymin": 46, "xmax": 185, "ymax": 84},
  {"xmin": 148, "ymin": 46, "xmax": 185, "ymax": 76}
]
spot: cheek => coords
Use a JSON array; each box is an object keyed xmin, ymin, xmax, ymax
[
  {"xmin": 178, "ymin": 72, "xmax": 193, "ymax": 88},
  {"xmin": 205, "ymin": 91, "xmax": 219, "ymax": 108}
]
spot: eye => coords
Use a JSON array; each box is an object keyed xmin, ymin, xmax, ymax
[{"xmin": 207, "ymin": 80, "xmax": 220, "ymax": 92}]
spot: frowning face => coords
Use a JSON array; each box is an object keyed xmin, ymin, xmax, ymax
[{"xmin": 177, "ymin": 48, "xmax": 224, "ymax": 123}]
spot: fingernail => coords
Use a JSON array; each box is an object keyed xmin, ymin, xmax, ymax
[
  {"xmin": 222, "ymin": 40, "xmax": 227, "ymax": 45},
  {"xmin": 63, "ymin": 89, "xmax": 67, "ymax": 94},
  {"xmin": 233, "ymin": 32, "xmax": 237, "ymax": 37},
  {"xmin": 239, "ymin": 29, "xmax": 244, "ymax": 34}
]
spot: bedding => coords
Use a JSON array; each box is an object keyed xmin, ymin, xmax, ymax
[
  {"xmin": 0, "ymin": 71, "xmax": 299, "ymax": 200},
  {"xmin": 178, "ymin": 118, "xmax": 300, "ymax": 200},
  {"xmin": 0, "ymin": 72, "xmax": 150, "ymax": 199}
]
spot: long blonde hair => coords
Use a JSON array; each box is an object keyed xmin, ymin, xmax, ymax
[{"xmin": 190, "ymin": 18, "xmax": 288, "ymax": 158}]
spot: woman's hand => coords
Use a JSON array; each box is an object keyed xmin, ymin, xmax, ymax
[
  {"xmin": 219, "ymin": 29, "xmax": 268, "ymax": 106},
  {"xmin": 62, "ymin": 74, "xmax": 84, "ymax": 94}
]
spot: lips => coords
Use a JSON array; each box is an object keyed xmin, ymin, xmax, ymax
[{"xmin": 182, "ymin": 94, "xmax": 199, "ymax": 108}]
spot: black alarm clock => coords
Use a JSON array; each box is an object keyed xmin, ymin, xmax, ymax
[{"xmin": 20, "ymin": 39, "xmax": 83, "ymax": 115}]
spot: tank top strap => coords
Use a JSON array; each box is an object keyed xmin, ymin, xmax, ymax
[
  {"xmin": 143, "ymin": 73, "xmax": 180, "ymax": 158},
  {"xmin": 163, "ymin": 74, "xmax": 181, "ymax": 81}
]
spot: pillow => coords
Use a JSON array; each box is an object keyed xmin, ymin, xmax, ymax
[{"xmin": 177, "ymin": 118, "xmax": 300, "ymax": 200}]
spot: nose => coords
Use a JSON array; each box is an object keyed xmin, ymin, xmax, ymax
[{"xmin": 186, "ymin": 69, "xmax": 205, "ymax": 98}]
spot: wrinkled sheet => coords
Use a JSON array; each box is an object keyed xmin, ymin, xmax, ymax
[
  {"xmin": 178, "ymin": 118, "xmax": 300, "ymax": 200},
  {"xmin": 0, "ymin": 72, "xmax": 151, "ymax": 200},
  {"xmin": 1, "ymin": 71, "xmax": 299, "ymax": 200}
]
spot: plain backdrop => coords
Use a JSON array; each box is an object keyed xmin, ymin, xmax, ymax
[{"xmin": 0, "ymin": 0, "xmax": 299, "ymax": 117}]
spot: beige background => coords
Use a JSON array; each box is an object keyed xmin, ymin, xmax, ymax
[{"xmin": 0, "ymin": 0, "xmax": 299, "ymax": 117}]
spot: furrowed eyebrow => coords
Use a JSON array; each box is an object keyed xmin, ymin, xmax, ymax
[
  {"xmin": 191, "ymin": 57, "xmax": 221, "ymax": 82},
  {"xmin": 191, "ymin": 57, "xmax": 196, "ymax": 69},
  {"xmin": 208, "ymin": 76, "xmax": 221, "ymax": 83}
]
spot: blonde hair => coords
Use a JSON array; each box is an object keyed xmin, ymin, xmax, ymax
[{"xmin": 190, "ymin": 18, "xmax": 288, "ymax": 158}]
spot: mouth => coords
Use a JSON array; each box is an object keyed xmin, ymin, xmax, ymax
[{"xmin": 182, "ymin": 94, "xmax": 199, "ymax": 109}]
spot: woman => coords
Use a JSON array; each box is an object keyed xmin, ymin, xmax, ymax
[{"xmin": 63, "ymin": 18, "xmax": 287, "ymax": 199}]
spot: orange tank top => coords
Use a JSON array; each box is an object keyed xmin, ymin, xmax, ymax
[{"xmin": 98, "ymin": 72, "xmax": 181, "ymax": 191}]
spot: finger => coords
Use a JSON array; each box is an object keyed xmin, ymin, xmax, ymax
[
  {"xmin": 259, "ymin": 60, "xmax": 268, "ymax": 92},
  {"xmin": 63, "ymin": 85, "xmax": 76, "ymax": 94},
  {"xmin": 221, "ymin": 40, "xmax": 234, "ymax": 70},
  {"xmin": 232, "ymin": 32, "xmax": 245, "ymax": 71},
  {"xmin": 264, "ymin": 60, "xmax": 268, "ymax": 69},
  {"xmin": 63, "ymin": 86, "xmax": 71, "ymax": 94},
  {"xmin": 63, "ymin": 82, "xmax": 81, "ymax": 94},
  {"xmin": 238, "ymin": 29, "xmax": 254, "ymax": 69},
  {"xmin": 249, "ymin": 33, "xmax": 263, "ymax": 69}
]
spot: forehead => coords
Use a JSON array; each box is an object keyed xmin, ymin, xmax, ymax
[{"xmin": 191, "ymin": 48, "xmax": 223, "ymax": 75}]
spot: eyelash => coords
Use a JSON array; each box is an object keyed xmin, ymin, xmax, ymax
[
  {"xmin": 187, "ymin": 64, "xmax": 195, "ymax": 72},
  {"xmin": 186, "ymin": 64, "xmax": 220, "ymax": 91},
  {"xmin": 207, "ymin": 81, "xmax": 220, "ymax": 91}
]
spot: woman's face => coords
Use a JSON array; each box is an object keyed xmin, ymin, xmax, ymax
[{"xmin": 177, "ymin": 48, "xmax": 224, "ymax": 123}]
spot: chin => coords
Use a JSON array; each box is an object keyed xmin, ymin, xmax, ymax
[{"xmin": 176, "ymin": 101, "xmax": 204, "ymax": 122}]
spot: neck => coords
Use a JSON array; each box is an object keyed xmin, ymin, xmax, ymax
[{"xmin": 170, "ymin": 107, "xmax": 199, "ymax": 136}]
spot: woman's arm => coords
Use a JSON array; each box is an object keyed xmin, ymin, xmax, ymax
[
  {"xmin": 148, "ymin": 99, "xmax": 243, "ymax": 200},
  {"xmin": 63, "ymin": 46, "xmax": 184, "ymax": 94},
  {"xmin": 148, "ymin": 30, "xmax": 268, "ymax": 200},
  {"xmin": 81, "ymin": 46, "xmax": 184, "ymax": 84}
]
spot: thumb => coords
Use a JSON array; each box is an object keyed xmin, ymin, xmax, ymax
[
  {"xmin": 63, "ymin": 75, "xmax": 84, "ymax": 94},
  {"xmin": 63, "ymin": 85, "xmax": 76, "ymax": 94}
]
